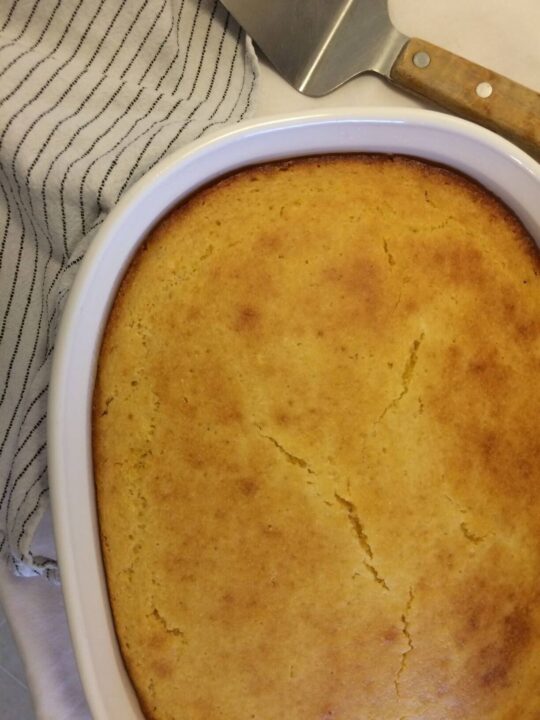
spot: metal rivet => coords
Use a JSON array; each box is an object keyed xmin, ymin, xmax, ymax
[
  {"xmin": 413, "ymin": 51, "xmax": 431, "ymax": 69},
  {"xmin": 476, "ymin": 81, "xmax": 493, "ymax": 98}
]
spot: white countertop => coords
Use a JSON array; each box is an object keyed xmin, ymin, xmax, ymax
[{"xmin": 1, "ymin": 1, "xmax": 538, "ymax": 717}]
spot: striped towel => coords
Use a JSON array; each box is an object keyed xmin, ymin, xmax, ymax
[{"xmin": 0, "ymin": 0, "xmax": 258, "ymax": 579}]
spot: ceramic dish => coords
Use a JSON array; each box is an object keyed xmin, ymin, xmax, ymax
[{"xmin": 48, "ymin": 109, "xmax": 540, "ymax": 719}]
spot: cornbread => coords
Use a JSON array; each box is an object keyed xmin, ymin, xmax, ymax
[{"xmin": 93, "ymin": 155, "xmax": 540, "ymax": 720}]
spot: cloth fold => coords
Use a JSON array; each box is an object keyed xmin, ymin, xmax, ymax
[{"xmin": 0, "ymin": 0, "xmax": 258, "ymax": 578}]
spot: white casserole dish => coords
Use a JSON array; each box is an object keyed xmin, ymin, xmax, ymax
[{"xmin": 48, "ymin": 109, "xmax": 540, "ymax": 720}]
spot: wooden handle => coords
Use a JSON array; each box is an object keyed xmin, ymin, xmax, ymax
[{"xmin": 390, "ymin": 38, "xmax": 540, "ymax": 161}]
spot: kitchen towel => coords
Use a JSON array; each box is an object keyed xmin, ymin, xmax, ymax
[{"xmin": 0, "ymin": 0, "xmax": 258, "ymax": 578}]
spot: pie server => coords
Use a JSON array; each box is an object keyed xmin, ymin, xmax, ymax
[{"xmin": 221, "ymin": 0, "xmax": 540, "ymax": 159}]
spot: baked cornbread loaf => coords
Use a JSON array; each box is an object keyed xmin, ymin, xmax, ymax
[{"xmin": 93, "ymin": 155, "xmax": 540, "ymax": 720}]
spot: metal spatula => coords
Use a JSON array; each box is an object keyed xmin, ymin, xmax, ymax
[{"xmin": 221, "ymin": 0, "xmax": 540, "ymax": 159}]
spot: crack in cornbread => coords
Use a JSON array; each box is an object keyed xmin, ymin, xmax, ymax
[
  {"xmin": 93, "ymin": 154, "xmax": 540, "ymax": 720},
  {"xmin": 377, "ymin": 332, "xmax": 425, "ymax": 422},
  {"xmin": 395, "ymin": 588, "xmax": 415, "ymax": 699}
]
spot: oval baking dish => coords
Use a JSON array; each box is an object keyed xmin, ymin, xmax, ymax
[{"xmin": 49, "ymin": 109, "xmax": 540, "ymax": 720}]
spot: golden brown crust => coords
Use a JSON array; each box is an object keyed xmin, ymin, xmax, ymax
[{"xmin": 93, "ymin": 154, "xmax": 540, "ymax": 720}]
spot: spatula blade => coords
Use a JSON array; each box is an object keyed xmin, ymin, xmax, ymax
[{"xmin": 221, "ymin": 0, "xmax": 407, "ymax": 96}]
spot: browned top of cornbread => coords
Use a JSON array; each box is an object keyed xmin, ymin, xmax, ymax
[{"xmin": 93, "ymin": 154, "xmax": 540, "ymax": 720}]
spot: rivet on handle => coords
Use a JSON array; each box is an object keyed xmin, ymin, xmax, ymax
[
  {"xmin": 413, "ymin": 51, "xmax": 431, "ymax": 68},
  {"xmin": 476, "ymin": 81, "xmax": 493, "ymax": 98}
]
